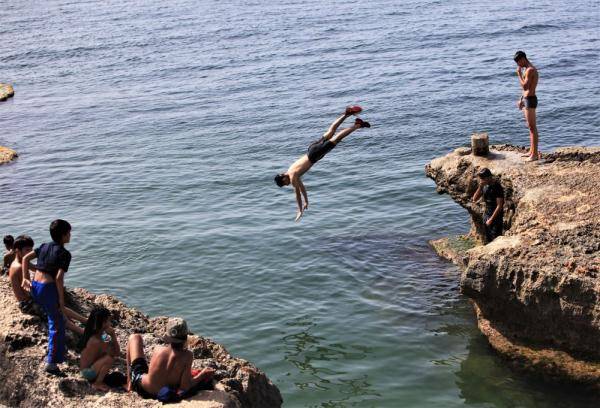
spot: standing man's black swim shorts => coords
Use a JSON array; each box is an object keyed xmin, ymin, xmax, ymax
[
  {"xmin": 307, "ymin": 137, "xmax": 336, "ymax": 164},
  {"xmin": 521, "ymin": 95, "xmax": 538, "ymax": 109}
]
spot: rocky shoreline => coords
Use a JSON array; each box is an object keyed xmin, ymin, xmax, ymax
[
  {"xmin": 426, "ymin": 144, "xmax": 600, "ymax": 390},
  {"xmin": 0, "ymin": 277, "xmax": 282, "ymax": 407}
]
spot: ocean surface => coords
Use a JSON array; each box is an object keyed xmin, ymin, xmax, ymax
[{"xmin": 1, "ymin": 1, "xmax": 599, "ymax": 406}]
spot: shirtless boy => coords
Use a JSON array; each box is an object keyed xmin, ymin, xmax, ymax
[
  {"xmin": 514, "ymin": 50, "xmax": 540, "ymax": 161},
  {"xmin": 274, "ymin": 106, "xmax": 371, "ymax": 221},
  {"xmin": 11, "ymin": 235, "xmax": 86, "ymax": 332},
  {"xmin": 126, "ymin": 318, "xmax": 215, "ymax": 401}
]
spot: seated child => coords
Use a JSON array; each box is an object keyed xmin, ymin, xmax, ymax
[
  {"xmin": 79, "ymin": 307, "xmax": 120, "ymax": 392},
  {"xmin": 2, "ymin": 235, "xmax": 15, "ymax": 275},
  {"xmin": 10, "ymin": 235, "xmax": 87, "ymax": 334},
  {"xmin": 126, "ymin": 318, "xmax": 215, "ymax": 402}
]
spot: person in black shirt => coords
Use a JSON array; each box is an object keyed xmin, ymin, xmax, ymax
[
  {"xmin": 22, "ymin": 219, "xmax": 74, "ymax": 376},
  {"xmin": 472, "ymin": 168, "xmax": 505, "ymax": 243}
]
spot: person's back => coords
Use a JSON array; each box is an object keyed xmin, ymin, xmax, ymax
[
  {"xmin": 127, "ymin": 318, "xmax": 215, "ymax": 401},
  {"xmin": 143, "ymin": 346, "xmax": 192, "ymax": 395},
  {"xmin": 9, "ymin": 257, "xmax": 29, "ymax": 302}
]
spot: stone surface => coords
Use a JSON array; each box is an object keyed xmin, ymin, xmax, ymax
[
  {"xmin": 425, "ymin": 144, "xmax": 600, "ymax": 388},
  {"xmin": 0, "ymin": 278, "xmax": 282, "ymax": 407},
  {"xmin": 0, "ymin": 84, "xmax": 14, "ymax": 101},
  {"xmin": 0, "ymin": 147, "xmax": 18, "ymax": 165},
  {"xmin": 471, "ymin": 132, "xmax": 489, "ymax": 156}
]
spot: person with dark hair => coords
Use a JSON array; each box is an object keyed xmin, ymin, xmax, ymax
[
  {"xmin": 8, "ymin": 235, "xmax": 36, "ymax": 312},
  {"xmin": 274, "ymin": 106, "xmax": 371, "ymax": 221},
  {"xmin": 10, "ymin": 235, "xmax": 86, "ymax": 329},
  {"xmin": 472, "ymin": 168, "xmax": 505, "ymax": 243},
  {"xmin": 11, "ymin": 236, "xmax": 82, "ymax": 320},
  {"xmin": 126, "ymin": 318, "xmax": 215, "ymax": 402},
  {"xmin": 514, "ymin": 50, "xmax": 540, "ymax": 161},
  {"xmin": 21, "ymin": 219, "xmax": 75, "ymax": 376},
  {"xmin": 79, "ymin": 307, "xmax": 120, "ymax": 392},
  {"xmin": 2, "ymin": 235, "xmax": 15, "ymax": 275}
]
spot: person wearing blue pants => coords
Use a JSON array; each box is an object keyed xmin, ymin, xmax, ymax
[{"xmin": 22, "ymin": 219, "xmax": 73, "ymax": 375}]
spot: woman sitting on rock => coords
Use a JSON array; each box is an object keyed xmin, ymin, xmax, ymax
[{"xmin": 79, "ymin": 307, "xmax": 120, "ymax": 391}]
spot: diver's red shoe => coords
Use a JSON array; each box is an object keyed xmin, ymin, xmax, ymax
[
  {"xmin": 355, "ymin": 118, "xmax": 371, "ymax": 128},
  {"xmin": 345, "ymin": 105, "xmax": 362, "ymax": 115}
]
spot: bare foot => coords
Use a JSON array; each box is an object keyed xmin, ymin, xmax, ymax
[
  {"xmin": 525, "ymin": 156, "xmax": 539, "ymax": 162},
  {"xmin": 92, "ymin": 382, "xmax": 110, "ymax": 392}
]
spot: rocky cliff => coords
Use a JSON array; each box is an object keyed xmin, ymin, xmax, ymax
[
  {"xmin": 0, "ymin": 277, "xmax": 283, "ymax": 407},
  {"xmin": 425, "ymin": 144, "xmax": 600, "ymax": 388}
]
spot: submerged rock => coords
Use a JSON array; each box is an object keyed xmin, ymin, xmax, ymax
[
  {"xmin": 425, "ymin": 144, "xmax": 600, "ymax": 389},
  {"xmin": 0, "ymin": 146, "xmax": 18, "ymax": 165},
  {"xmin": 0, "ymin": 279, "xmax": 282, "ymax": 407},
  {"xmin": 0, "ymin": 83, "xmax": 14, "ymax": 101}
]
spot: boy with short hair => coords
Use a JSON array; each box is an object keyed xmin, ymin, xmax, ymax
[
  {"xmin": 2, "ymin": 235, "xmax": 15, "ymax": 275},
  {"xmin": 10, "ymin": 235, "xmax": 86, "ymax": 332},
  {"xmin": 22, "ymin": 219, "xmax": 75, "ymax": 375},
  {"xmin": 126, "ymin": 318, "xmax": 214, "ymax": 401}
]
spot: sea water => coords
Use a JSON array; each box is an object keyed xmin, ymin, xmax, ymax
[{"xmin": 1, "ymin": 1, "xmax": 599, "ymax": 406}]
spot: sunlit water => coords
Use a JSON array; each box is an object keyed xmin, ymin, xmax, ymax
[{"xmin": 1, "ymin": 1, "xmax": 599, "ymax": 406}]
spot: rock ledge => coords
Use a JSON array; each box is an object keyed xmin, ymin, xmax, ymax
[
  {"xmin": 0, "ymin": 278, "xmax": 283, "ymax": 407},
  {"xmin": 426, "ymin": 144, "xmax": 600, "ymax": 389}
]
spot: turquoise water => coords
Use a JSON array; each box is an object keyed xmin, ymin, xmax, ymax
[{"xmin": 1, "ymin": 1, "xmax": 599, "ymax": 406}]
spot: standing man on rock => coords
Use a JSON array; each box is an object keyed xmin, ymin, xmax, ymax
[
  {"xmin": 472, "ymin": 168, "xmax": 504, "ymax": 243},
  {"xmin": 514, "ymin": 50, "xmax": 540, "ymax": 161}
]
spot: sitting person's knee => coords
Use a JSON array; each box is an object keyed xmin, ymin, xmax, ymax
[{"xmin": 129, "ymin": 333, "xmax": 142, "ymax": 343}]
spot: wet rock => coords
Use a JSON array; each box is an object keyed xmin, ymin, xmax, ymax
[
  {"xmin": 0, "ymin": 146, "xmax": 18, "ymax": 165},
  {"xmin": 0, "ymin": 83, "xmax": 14, "ymax": 101},
  {"xmin": 0, "ymin": 278, "xmax": 282, "ymax": 407},
  {"xmin": 425, "ymin": 144, "xmax": 600, "ymax": 389}
]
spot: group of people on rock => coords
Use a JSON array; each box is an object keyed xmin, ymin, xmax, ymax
[{"xmin": 2, "ymin": 220, "xmax": 214, "ymax": 402}]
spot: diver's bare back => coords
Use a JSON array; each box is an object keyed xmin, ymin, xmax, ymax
[
  {"xmin": 143, "ymin": 346, "xmax": 190, "ymax": 394},
  {"xmin": 287, "ymin": 155, "xmax": 312, "ymax": 180}
]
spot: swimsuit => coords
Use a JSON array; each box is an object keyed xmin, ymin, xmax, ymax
[
  {"xmin": 307, "ymin": 137, "xmax": 336, "ymax": 164},
  {"xmin": 521, "ymin": 95, "xmax": 538, "ymax": 109},
  {"xmin": 130, "ymin": 357, "xmax": 155, "ymax": 399},
  {"xmin": 81, "ymin": 367, "xmax": 98, "ymax": 381}
]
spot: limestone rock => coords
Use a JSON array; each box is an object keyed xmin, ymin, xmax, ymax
[
  {"xmin": 0, "ymin": 146, "xmax": 18, "ymax": 165},
  {"xmin": 0, "ymin": 83, "xmax": 14, "ymax": 101},
  {"xmin": 0, "ymin": 279, "xmax": 282, "ymax": 407},
  {"xmin": 425, "ymin": 144, "xmax": 600, "ymax": 388}
]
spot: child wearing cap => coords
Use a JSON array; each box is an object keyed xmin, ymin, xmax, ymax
[{"xmin": 126, "ymin": 318, "xmax": 215, "ymax": 402}]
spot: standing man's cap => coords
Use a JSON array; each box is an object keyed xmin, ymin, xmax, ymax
[
  {"xmin": 514, "ymin": 50, "xmax": 526, "ymax": 62},
  {"xmin": 164, "ymin": 318, "xmax": 189, "ymax": 343}
]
